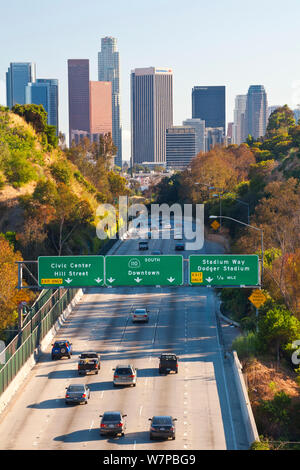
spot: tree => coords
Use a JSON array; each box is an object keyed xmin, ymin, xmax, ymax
[
  {"xmin": 257, "ymin": 302, "xmax": 300, "ymax": 361},
  {"xmin": 267, "ymin": 105, "xmax": 295, "ymax": 136},
  {"xmin": 0, "ymin": 236, "xmax": 24, "ymax": 330},
  {"xmin": 12, "ymin": 104, "xmax": 48, "ymax": 135},
  {"xmin": 49, "ymin": 184, "xmax": 94, "ymax": 255}
]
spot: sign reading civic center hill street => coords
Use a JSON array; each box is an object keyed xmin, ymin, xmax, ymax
[
  {"xmin": 105, "ymin": 255, "xmax": 183, "ymax": 286},
  {"xmin": 38, "ymin": 256, "xmax": 105, "ymax": 288},
  {"xmin": 189, "ymin": 255, "xmax": 260, "ymax": 287}
]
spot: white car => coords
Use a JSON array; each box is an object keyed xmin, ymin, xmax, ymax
[
  {"xmin": 163, "ymin": 223, "xmax": 172, "ymax": 229},
  {"xmin": 131, "ymin": 308, "xmax": 149, "ymax": 323}
]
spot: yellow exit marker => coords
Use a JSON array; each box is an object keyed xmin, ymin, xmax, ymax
[
  {"xmin": 191, "ymin": 272, "xmax": 203, "ymax": 283},
  {"xmin": 41, "ymin": 279, "xmax": 63, "ymax": 285}
]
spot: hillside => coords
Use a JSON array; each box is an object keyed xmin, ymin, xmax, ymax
[{"xmin": 0, "ymin": 107, "xmax": 110, "ymax": 258}]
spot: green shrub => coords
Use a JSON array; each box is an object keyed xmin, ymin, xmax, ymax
[
  {"xmin": 0, "ymin": 171, "xmax": 6, "ymax": 189},
  {"xmin": 250, "ymin": 440, "xmax": 270, "ymax": 450},
  {"xmin": 4, "ymin": 150, "xmax": 38, "ymax": 187},
  {"xmin": 232, "ymin": 332, "xmax": 259, "ymax": 359},
  {"xmin": 259, "ymin": 391, "xmax": 291, "ymax": 426},
  {"xmin": 50, "ymin": 161, "xmax": 72, "ymax": 184}
]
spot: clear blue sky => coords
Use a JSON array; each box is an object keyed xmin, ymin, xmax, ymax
[{"xmin": 1, "ymin": 0, "xmax": 300, "ymax": 161}]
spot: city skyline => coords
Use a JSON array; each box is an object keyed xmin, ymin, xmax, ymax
[{"xmin": 1, "ymin": 0, "xmax": 300, "ymax": 161}]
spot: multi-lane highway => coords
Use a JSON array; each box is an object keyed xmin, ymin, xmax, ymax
[{"xmin": 0, "ymin": 223, "xmax": 249, "ymax": 449}]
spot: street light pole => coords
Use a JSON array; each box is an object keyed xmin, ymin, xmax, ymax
[
  {"xmin": 209, "ymin": 215, "xmax": 264, "ymax": 285},
  {"xmin": 236, "ymin": 199, "xmax": 250, "ymax": 225}
]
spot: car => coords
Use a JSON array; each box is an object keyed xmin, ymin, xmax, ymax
[
  {"xmin": 139, "ymin": 241, "xmax": 148, "ymax": 250},
  {"xmin": 78, "ymin": 352, "xmax": 101, "ymax": 375},
  {"xmin": 151, "ymin": 250, "xmax": 162, "ymax": 255},
  {"xmin": 131, "ymin": 308, "xmax": 149, "ymax": 323},
  {"xmin": 100, "ymin": 411, "xmax": 127, "ymax": 437},
  {"xmin": 163, "ymin": 223, "xmax": 172, "ymax": 229},
  {"xmin": 158, "ymin": 353, "xmax": 178, "ymax": 374},
  {"xmin": 65, "ymin": 384, "xmax": 90, "ymax": 405},
  {"xmin": 149, "ymin": 415, "xmax": 177, "ymax": 440},
  {"xmin": 51, "ymin": 340, "xmax": 72, "ymax": 360},
  {"xmin": 175, "ymin": 243, "xmax": 185, "ymax": 251},
  {"xmin": 113, "ymin": 364, "xmax": 138, "ymax": 387}
]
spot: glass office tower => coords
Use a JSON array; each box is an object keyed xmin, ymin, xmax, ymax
[
  {"xmin": 26, "ymin": 79, "xmax": 59, "ymax": 134},
  {"xmin": 244, "ymin": 85, "xmax": 268, "ymax": 139},
  {"xmin": 6, "ymin": 62, "xmax": 36, "ymax": 108},
  {"xmin": 98, "ymin": 37, "xmax": 122, "ymax": 168},
  {"xmin": 192, "ymin": 86, "xmax": 226, "ymax": 132}
]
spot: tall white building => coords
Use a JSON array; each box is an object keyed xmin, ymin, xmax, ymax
[
  {"xmin": 131, "ymin": 67, "xmax": 173, "ymax": 164},
  {"xmin": 182, "ymin": 118, "xmax": 205, "ymax": 154},
  {"xmin": 98, "ymin": 37, "xmax": 122, "ymax": 167},
  {"xmin": 232, "ymin": 94, "xmax": 247, "ymax": 145}
]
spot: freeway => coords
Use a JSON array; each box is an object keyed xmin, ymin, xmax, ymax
[{"xmin": 0, "ymin": 223, "xmax": 249, "ymax": 449}]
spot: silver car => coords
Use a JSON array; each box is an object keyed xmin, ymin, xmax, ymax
[
  {"xmin": 131, "ymin": 308, "xmax": 149, "ymax": 323},
  {"xmin": 113, "ymin": 364, "xmax": 137, "ymax": 387},
  {"xmin": 65, "ymin": 384, "xmax": 90, "ymax": 405}
]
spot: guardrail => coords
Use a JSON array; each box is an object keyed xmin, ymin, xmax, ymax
[{"xmin": 0, "ymin": 288, "xmax": 78, "ymax": 396}]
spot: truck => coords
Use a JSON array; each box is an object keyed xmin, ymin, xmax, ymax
[{"xmin": 77, "ymin": 352, "xmax": 101, "ymax": 375}]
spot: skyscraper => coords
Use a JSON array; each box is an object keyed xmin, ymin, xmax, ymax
[
  {"xmin": 192, "ymin": 86, "xmax": 226, "ymax": 131},
  {"xmin": 244, "ymin": 85, "xmax": 268, "ymax": 140},
  {"xmin": 182, "ymin": 118, "xmax": 205, "ymax": 154},
  {"xmin": 26, "ymin": 79, "xmax": 59, "ymax": 134},
  {"xmin": 205, "ymin": 127, "xmax": 224, "ymax": 152},
  {"xmin": 131, "ymin": 67, "xmax": 173, "ymax": 164},
  {"xmin": 68, "ymin": 59, "xmax": 112, "ymax": 146},
  {"xmin": 6, "ymin": 62, "xmax": 36, "ymax": 108},
  {"xmin": 232, "ymin": 94, "xmax": 247, "ymax": 145},
  {"xmin": 89, "ymin": 81, "xmax": 112, "ymax": 140},
  {"xmin": 98, "ymin": 37, "xmax": 122, "ymax": 167},
  {"xmin": 68, "ymin": 59, "xmax": 90, "ymax": 145},
  {"xmin": 166, "ymin": 126, "xmax": 196, "ymax": 169}
]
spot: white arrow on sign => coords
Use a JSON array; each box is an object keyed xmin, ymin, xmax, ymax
[
  {"xmin": 167, "ymin": 277, "xmax": 175, "ymax": 283},
  {"xmin": 107, "ymin": 277, "xmax": 115, "ymax": 283},
  {"xmin": 134, "ymin": 277, "xmax": 142, "ymax": 283},
  {"xmin": 65, "ymin": 278, "xmax": 73, "ymax": 284},
  {"xmin": 94, "ymin": 278, "xmax": 103, "ymax": 284},
  {"xmin": 206, "ymin": 277, "xmax": 213, "ymax": 283}
]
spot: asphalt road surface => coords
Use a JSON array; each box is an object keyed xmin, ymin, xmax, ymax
[{"xmin": 0, "ymin": 222, "xmax": 249, "ymax": 450}]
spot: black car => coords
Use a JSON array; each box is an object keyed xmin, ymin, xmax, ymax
[
  {"xmin": 149, "ymin": 415, "xmax": 177, "ymax": 440},
  {"xmin": 100, "ymin": 411, "xmax": 127, "ymax": 437},
  {"xmin": 175, "ymin": 243, "xmax": 185, "ymax": 251},
  {"xmin": 78, "ymin": 352, "xmax": 101, "ymax": 375},
  {"xmin": 139, "ymin": 241, "xmax": 148, "ymax": 250},
  {"xmin": 159, "ymin": 353, "xmax": 178, "ymax": 374},
  {"xmin": 65, "ymin": 384, "xmax": 90, "ymax": 405}
]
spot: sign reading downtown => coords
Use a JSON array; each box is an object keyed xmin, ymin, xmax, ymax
[
  {"xmin": 105, "ymin": 255, "xmax": 183, "ymax": 286},
  {"xmin": 189, "ymin": 255, "xmax": 260, "ymax": 287},
  {"xmin": 38, "ymin": 256, "xmax": 105, "ymax": 288}
]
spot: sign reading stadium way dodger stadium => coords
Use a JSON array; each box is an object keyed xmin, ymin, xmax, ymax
[
  {"xmin": 38, "ymin": 256, "xmax": 105, "ymax": 287},
  {"xmin": 189, "ymin": 254, "xmax": 260, "ymax": 287},
  {"xmin": 105, "ymin": 255, "xmax": 183, "ymax": 286}
]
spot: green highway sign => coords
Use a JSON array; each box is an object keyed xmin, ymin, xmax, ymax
[
  {"xmin": 189, "ymin": 254, "xmax": 260, "ymax": 287},
  {"xmin": 38, "ymin": 256, "xmax": 105, "ymax": 287},
  {"xmin": 105, "ymin": 255, "xmax": 183, "ymax": 286}
]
